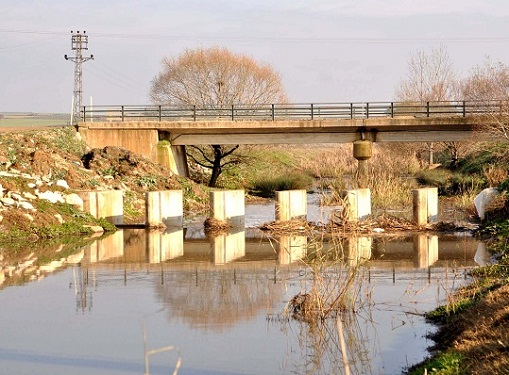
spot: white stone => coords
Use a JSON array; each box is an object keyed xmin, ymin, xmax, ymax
[
  {"xmin": 27, "ymin": 182, "xmax": 37, "ymax": 189},
  {"xmin": 65, "ymin": 193, "xmax": 84, "ymax": 210},
  {"xmin": 22, "ymin": 213, "xmax": 34, "ymax": 222},
  {"xmin": 54, "ymin": 214, "xmax": 64, "ymax": 224},
  {"xmin": 11, "ymin": 193, "xmax": 25, "ymax": 201},
  {"xmin": 83, "ymin": 225, "xmax": 105, "ymax": 233},
  {"xmin": 56, "ymin": 180, "xmax": 70, "ymax": 189},
  {"xmin": 37, "ymin": 190, "xmax": 65, "ymax": 204},
  {"xmin": 18, "ymin": 201, "xmax": 35, "ymax": 211},
  {"xmin": 23, "ymin": 192, "xmax": 37, "ymax": 200},
  {"xmin": 0, "ymin": 197, "xmax": 15, "ymax": 207}
]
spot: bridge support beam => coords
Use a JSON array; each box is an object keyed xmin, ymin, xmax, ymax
[
  {"xmin": 275, "ymin": 189, "xmax": 307, "ymax": 222},
  {"xmin": 413, "ymin": 187, "xmax": 438, "ymax": 225},
  {"xmin": 157, "ymin": 143, "xmax": 190, "ymax": 177},
  {"xmin": 210, "ymin": 190, "xmax": 245, "ymax": 228},
  {"xmin": 353, "ymin": 140, "xmax": 372, "ymax": 188}
]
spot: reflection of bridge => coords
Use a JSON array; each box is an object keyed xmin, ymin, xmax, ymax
[
  {"xmin": 78, "ymin": 229, "xmax": 480, "ymax": 270},
  {"xmin": 77, "ymin": 100, "xmax": 494, "ymax": 175}
]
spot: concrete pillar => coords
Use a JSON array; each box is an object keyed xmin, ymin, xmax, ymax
[
  {"xmin": 79, "ymin": 190, "xmax": 124, "ymax": 225},
  {"xmin": 413, "ymin": 187, "xmax": 438, "ymax": 225},
  {"xmin": 211, "ymin": 229, "xmax": 246, "ymax": 265},
  {"xmin": 414, "ymin": 234, "xmax": 439, "ymax": 268},
  {"xmin": 210, "ymin": 190, "xmax": 245, "ymax": 228},
  {"xmin": 277, "ymin": 235, "xmax": 307, "ymax": 264},
  {"xmin": 343, "ymin": 188, "xmax": 371, "ymax": 222},
  {"xmin": 275, "ymin": 189, "xmax": 307, "ymax": 222},
  {"xmin": 145, "ymin": 190, "xmax": 183, "ymax": 228},
  {"xmin": 157, "ymin": 143, "xmax": 190, "ymax": 177}
]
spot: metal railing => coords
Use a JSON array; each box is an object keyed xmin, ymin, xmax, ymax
[{"xmin": 81, "ymin": 100, "xmax": 506, "ymax": 123}]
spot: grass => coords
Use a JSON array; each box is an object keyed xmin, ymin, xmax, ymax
[{"xmin": 408, "ymin": 352, "xmax": 464, "ymax": 375}]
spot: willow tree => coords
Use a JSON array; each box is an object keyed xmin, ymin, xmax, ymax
[{"xmin": 150, "ymin": 47, "xmax": 287, "ymax": 187}]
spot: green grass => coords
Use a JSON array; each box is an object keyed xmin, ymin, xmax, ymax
[{"xmin": 408, "ymin": 351, "xmax": 464, "ymax": 375}]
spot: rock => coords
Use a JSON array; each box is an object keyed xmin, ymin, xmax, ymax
[
  {"xmin": 27, "ymin": 182, "xmax": 37, "ymax": 189},
  {"xmin": 37, "ymin": 190, "xmax": 65, "ymax": 204},
  {"xmin": 22, "ymin": 213, "xmax": 34, "ymax": 222},
  {"xmin": 23, "ymin": 192, "xmax": 38, "ymax": 200},
  {"xmin": 56, "ymin": 180, "xmax": 70, "ymax": 189},
  {"xmin": 11, "ymin": 193, "xmax": 26, "ymax": 201},
  {"xmin": 64, "ymin": 193, "xmax": 84, "ymax": 210},
  {"xmin": 54, "ymin": 214, "xmax": 64, "ymax": 224},
  {"xmin": 0, "ymin": 197, "xmax": 15, "ymax": 207},
  {"xmin": 18, "ymin": 201, "xmax": 35, "ymax": 211},
  {"xmin": 83, "ymin": 225, "xmax": 105, "ymax": 233}
]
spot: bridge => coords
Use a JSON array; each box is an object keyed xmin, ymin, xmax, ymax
[{"xmin": 77, "ymin": 100, "xmax": 496, "ymax": 176}]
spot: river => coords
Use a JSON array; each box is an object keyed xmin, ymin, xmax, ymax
[{"xmin": 0, "ymin": 198, "xmax": 486, "ymax": 374}]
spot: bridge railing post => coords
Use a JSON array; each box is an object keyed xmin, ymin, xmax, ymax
[
  {"xmin": 82, "ymin": 106, "xmax": 86, "ymax": 122},
  {"xmin": 271, "ymin": 104, "xmax": 275, "ymax": 121},
  {"xmin": 193, "ymin": 105, "xmax": 197, "ymax": 121},
  {"xmin": 350, "ymin": 103, "xmax": 354, "ymax": 119},
  {"xmin": 462, "ymin": 101, "xmax": 466, "ymax": 117},
  {"xmin": 231, "ymin": 105, "xmax": 234, "ymax": 121},
  {"xmin": 121, "ymin": 105, "xmax": 125, "ymax": 122},
  {"xmin": 311, "ymin": 103, "xmax": 314, "ymax": 120},
  {"xmin": 366, "ymin": 102, "xmax": 370, "ymax": 119},
  {"xmin": 390, "ymin": 102, "xmax": 394, "ymax": 118},
  {"xmin": 158, "ymin": 105, "xmax": 162, "ymax": 121},
  {"xmin": 426, "ymin": 102, "xmax": 430, "ymax": 118}
]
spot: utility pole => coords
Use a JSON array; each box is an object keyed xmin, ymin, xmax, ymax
[{"xmin": 65, "ymin": 30, "xmax": 94, "ymax": 126}]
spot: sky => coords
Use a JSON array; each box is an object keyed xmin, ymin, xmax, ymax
[{"xmin": 1, "ymin": 0, "xmax": 509, "ymax": 113}]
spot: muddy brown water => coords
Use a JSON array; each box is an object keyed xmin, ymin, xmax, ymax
[{"xmin": 0, "ymin": 198, "xmax": 486, "ymax": 374}]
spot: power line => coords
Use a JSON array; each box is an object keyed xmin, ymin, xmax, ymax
[{"xmin": 1, "ymin": 28, "xmax": 509, "ymax": 44}]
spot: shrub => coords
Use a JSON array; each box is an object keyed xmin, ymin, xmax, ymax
[{"xmin": 250, "ymin": 172, "xmax": 314, "ymax": 198}]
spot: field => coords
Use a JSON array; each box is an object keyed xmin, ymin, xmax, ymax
[{"xmin": 0, "ymin": 113, "xmax": 69, "ymax": 129}]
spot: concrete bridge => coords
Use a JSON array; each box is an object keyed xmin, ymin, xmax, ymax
[{"xmin": 77, "ymin": 100, "xmax": 493, "ymax": 176}]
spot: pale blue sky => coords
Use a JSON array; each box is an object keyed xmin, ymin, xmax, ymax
[{"xmin": 1, "ymin": 0, "xmax": 509, "ymax": 112}]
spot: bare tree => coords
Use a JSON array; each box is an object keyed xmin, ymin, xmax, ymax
[
  {"xmin": 461, "ymin": 58, "xmax": 509, "ymax": 141},
  {"xmin": 396, "ymin": 46, "xmax": 461, "ymax": 166},
  {"xmin": 150, "ymin": 47, "xmax": 287, "ymax": 187}
]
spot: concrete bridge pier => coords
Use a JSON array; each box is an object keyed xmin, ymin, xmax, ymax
[
  {"xmin": 210, "ymin": 190, "xmax": 245, "ymax": 228},
  {"xmin": 79, "ymin": 190, "xmax": 124, "ymax": 225},
  {"xmin": 275, "ymin": 189, "xmax": 307, "ymax": 222},
  {"xmin": 413, "ymin": 187, "xmax": 438, "ymax": 225},
  {"xmin": 157, "ymin": 143, "xmax": 189, "ymax": 177},
  {"xmin": 145, "ymin": 190, "xmax": 183, "ymax": 228},
  {"xmin": 414, "ymin": 233, "xmax": 439, "ymax": 268},
  {"xmin": 342, "ymin": 188, "xmax": 372, "ymax": 222}
]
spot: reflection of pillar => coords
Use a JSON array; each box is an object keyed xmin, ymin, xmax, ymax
[
  {"xmin": 83, "ymin": 231, "xmax": 124, "ymax": 263},
  {"xmin": 277, "ymin": 235, "xmax": 307, "ymax": 264},
  {"xmin": 210, "ymin": 190, "xmax": 245, "ymax": 228},
  {"xmin": 414, "ymin": 234, "xmax": 439, "ymax": 268},
  {"xmin": 347, "ymin": 236, "xmax": 372, "ymax": 266},
  {"xmin": 211, "ymin": 230, "xmax": 246, "ymax": 265},
  {"xmin": 413, "ymin": 188, "xmax": 438, "ymax": 225},
  {"xmin": 145, "ymin": 190, "xmax": 183, "ymax": 228},
  {"xmin": 147, "ymin": 227, "xmax": 184, "ymax": 263},
  {"xmin": 342, "ymin": 189, "xmax": 371, "ymax": 222},
  {"xmin": 275, "ymin": 190, "xmax": 307, "ymax": 222}
]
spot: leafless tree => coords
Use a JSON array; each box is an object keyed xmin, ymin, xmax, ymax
[
  {"xmin": 395, "ymin": 46, "xmax": 464, "ymax": 166},
  {"xmin": 461, "ymin": 58, "xmax": 509, "ymax": 141},
  {"xmin": 150, "ymin": 47, "xmax": 287, "ymax": 187}
]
